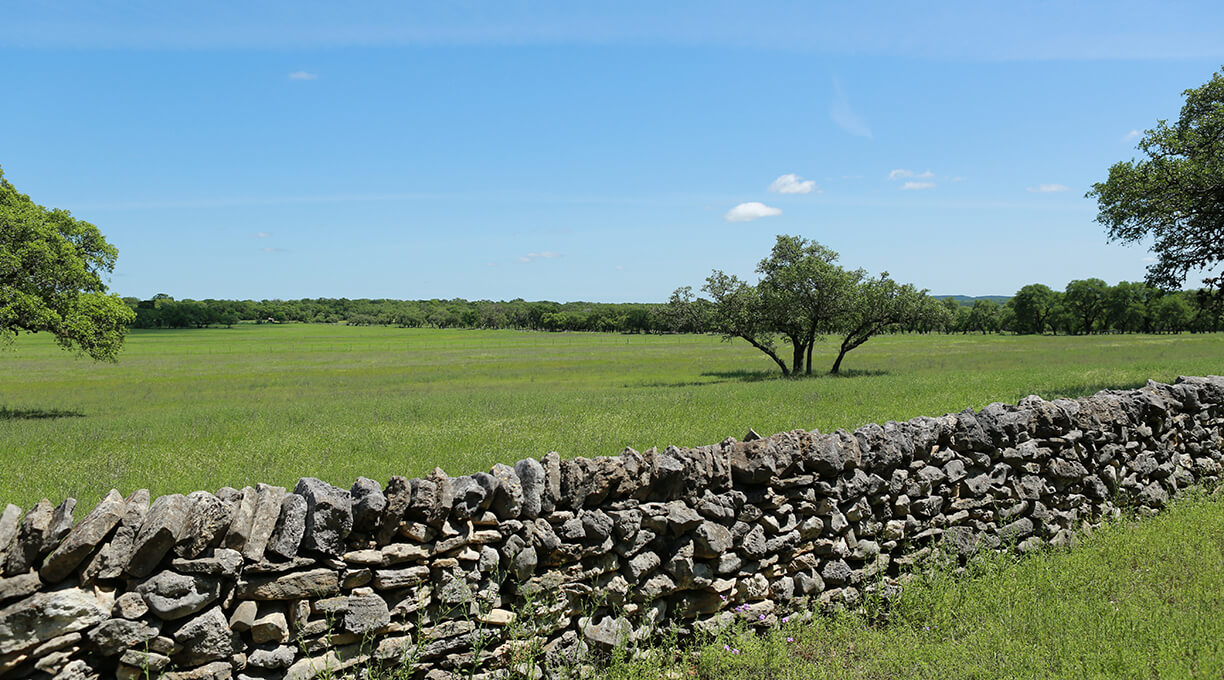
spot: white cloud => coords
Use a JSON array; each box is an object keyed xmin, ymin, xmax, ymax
[
  {"xmin": 901, "ymin": 181, "xmax": 936, "ymax": 191},
  {"xmin": 725, "ymin": 202, "xmax": 783, "ymax": 222},
  {"xmin": 1026, "ymin": 184, "xmax": 1069, "ymax": 193},
  {"xmin": 768, "ymin": 173, "xmax": 819, "ymax": 195},
  {"xmin": 518, "ymin": 251, "xmax": 561, "ymax": 263},
  {"xmin": 288, "ymin": 70, "xmax": 318, "ymax": 80},
  {"xmin": 830, "ymin": 77, "xmax": 872, "ymax": 139},
  {"xmin": 261, "ymin": 246, "xmax": 289, "ymax": 253},
  {"xmin": 254, "ymin": 231, "xmax": 271, "ymax": 238},
  {"xmin": 1123, "ymin": 129, "xmax": 1141, "ymax": 142},
  {"xmin": 890, "ymin": 169, "xmax": 934, "ymax": 181}
]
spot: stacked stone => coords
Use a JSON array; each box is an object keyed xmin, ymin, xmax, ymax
[{"xmin": 0, "ymin": 375, "xmax": 1221, "ymax": 680}]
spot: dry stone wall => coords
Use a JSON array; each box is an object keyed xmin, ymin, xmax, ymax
[{"xmin": 1, "ymin": 375, "xmax": 1223, "ymax": 680}]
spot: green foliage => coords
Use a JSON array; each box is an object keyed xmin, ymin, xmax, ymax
[
  {"xmin": 1088, "ymin": 67, "xmax": 1224, "ymax": 297},
  {"xmin": 1, "ymin": 326, "xmax": 1222, "ymax": 509},
  {"xmin": 0, "ymin": 166, "xmax": 134, "ymax": 360}
]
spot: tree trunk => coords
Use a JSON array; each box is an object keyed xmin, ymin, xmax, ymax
[
  {"xmin": 742, "ymin": 336, "xmax": 790, "ymax": 376},
  {"xmin": 791, "ymin": 341, "xmax": 806, "ymax": 376},
  {"xmin": 830, "ymin": 348, "xmax": 848, "ymax": 374},
  {"xmin": 805, "ymin": 339, "xmax": 814, "ymax": 375}
]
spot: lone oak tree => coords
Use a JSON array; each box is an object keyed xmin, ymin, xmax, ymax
[
  {"xmin": 0, "ymin": 167, "xmax": 134, "ymax": 361},
  {"xmin": 1088, "ymin": 67, "xmax": 1224, "ymax": 301}
]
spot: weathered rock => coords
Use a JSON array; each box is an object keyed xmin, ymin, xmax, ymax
[
  {"xmin": 164, "ymin": 660, "xmax": 232, "ymax": 680},
  {"xmin": 237, "ymin": 568, "xmax": 340, "ymax": 600},
  {"xmin": 376, "ymin": 476, "xmax": 412, "ymax": 544},
  {"xmin": 223, "ymin": 487, "xmax": 258, "ymax": 552},
  {"xmin": 247, "ymin": 644, "xmax": 296, "ymax": 669},
  {"xmin": 87, "ymin": 617, "xmax": 159, "ymax": 656},
  {"xmin": 267, "ymin": 494, "xmax": 307, "ymax": 560},
  {"xmin": 350, "ymin": 477, "xmax": 386, "ymax": 532},
  {"xmin": 126, "ymin": 494, "xmax": 189, "ymax": 578},
  {"xmin": 489, "ymin": 464, "xmax": 523, "ymax": 519},
  {"xmin": 0, "ymin": 505, "xmax": 23, "ymax": 565},
  {"xmin": 137, "ymin": 570, "xmax": 221, "ymax": 620},
  {"xmin": 169, "ymin": 548, "xmax": 243, "ymax": 578},
  {"xmin": 119, "ymin": 648, "xmax": 170, "ymax": 673},
  {"xmin": 514, "ymin": 458, "xmax": 546, "ymax": 519},
  {"xmin": 174, "ymin": 607, "xmax": 235, "ymax": 666},
  {"xmin": 0, "ymin": 588, "xmax": 106, "ymax": 655},
  {"xmin": 4, "ymin": 500, "xmax": 53, "ymax": 576},
  {"xmin": 39, "ymin": 490, "xmax": 126, "ymax": 583},
  {"xmin": 693, "ymin": 521, "xmax": 733, "ymax": 559},
  {"xmin": 176, "ymin": 492, "xmax": 233, "ymax": 559},
  {"xmin": 343, "ymin": 591, "xmax": 391, "ymax": 635},
  {"xmin": 112, "ymin": 592, "xmax": 148, "ymax": 619},
  {"xmin": 243, "ymin": 484, "xmax": 286, "ymax": 563},
  {"xmin": 0, "ymin": 573, "xmax": 41, "ymax": 605},
  {"xmin": 372, "ymin": 566, "xmax": 430, "ymax": 590},
  {"xmin": 579, "ymin": 615, "xmax": 631, "ymax": 652},
  {"xmin": 80, "ymin": 489, "xmax": 149, "ymax": 583},
  {"xmin": 294, "ymin": 478, "xmax": 353, "ymax": 555},
  {"xmin": 45, "ymin": 499, "xmax": 77, "ymax": 552},
  {"xmin": 250, "ymin": 610, "xmax": 289, "ymax": 644}
]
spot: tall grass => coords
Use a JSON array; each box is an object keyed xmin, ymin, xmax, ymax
[{"xmin": 1, "ymin": 325, "xmax": 1221, "ymax": 508}]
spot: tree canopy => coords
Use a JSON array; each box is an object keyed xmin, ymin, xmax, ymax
[
  {"xmin": 0, "ymin": 167, "xmax": 134, "ymax": 360},
  {"xmin": 1088, "ymin": 67, "xmax": 1224, "ymax": 299}
]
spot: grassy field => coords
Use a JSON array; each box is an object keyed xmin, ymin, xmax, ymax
[
  {"xmin": 1, "ymin": 324, "xmax": 1221, "ymax": 508},
  {"xmin": 600, "ymin": 489, "xmax": 1224, "ymax": 680}
]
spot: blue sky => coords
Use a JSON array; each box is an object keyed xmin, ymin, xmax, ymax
[{"xmin": 3, "ymin": 2, "xmax": 1223, "ymax": 302}]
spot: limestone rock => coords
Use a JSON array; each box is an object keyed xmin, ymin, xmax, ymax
[
  {"xmin": 126, "ymin": 494, "xmax": 189, "ymax": 578},
  {"xmin": 0, "ymin": 505, "xmax": 23, "ymax": 565},
  {"xmin": 294, "ymin": 478, "xmax": 353, "ymax": 555},
  {"xmin": 81, "ymin": 489, "xmax": 149, "ymax": 582},
  {"xmin": 223, "ymin": 487, "xmax": 257, "ymax": 552},
  {"xmin": 87, "ymin": 617, "xmax": 159, "ymax": 656},
  {"xmin": 514, "ymin": 458, "xmax": 546, "ymax": 519},
  {"xmin": 247, "ymin": 644, "xmax": 296, "ymax": 669},
  {"xmin": 174, "ymin": 606, "xmax": 235, "ymax": 666},
  {"xmin": 164, "ymin": 661, "xmax": 232, "ymax": 680},
  {"xmin": 169, "ymin": 549, "xmax": 243, "ymax": 578},
  {"xmin": 350, "ymin": 477, "xmax": 386, "ymax": 532},
  {"xmin": 176, "ymin": 492, "xmax": 233, "ymax": 559},
  {"xmin": 0, "ymin": 588, "xmax": 106, "ymax": 655},
  {"xmin": 376, "ymin": 476, "xmax": 412, "ymax": 544},
  {"xmin": 112, "ymin": 592, "xmax": 148, "ymax": 619},
  {"xmin": 243, "ymin": 484, "xmax": 286, "ymax": 563},
  {"xmin": 137, "ymin": 570, "xmax": 221, "ymax": 620},
  {"xmin": 267, "ymin": 494, "xmax": 307, "ymax": 560},
  {"xmin": 0, "ymin": 573, "xmax": 41, "ymax": 605},
  {"xmin": 236, "ymin": 568, "xmax": 340, "ymax": 600},
  {"xmin": 250, "ymin": 610, "xmax": 289, "ymax": 644},
  {"xmin": 40, "ymin": 490, "xmax": 125, "ymax": 583},
  {"xmin": 693, "ymin": 521, "xmax": 732, "ymax": 559},
  {"xmin": 4, "ymin": 500, "xmax": 52, "ymax": 576}
]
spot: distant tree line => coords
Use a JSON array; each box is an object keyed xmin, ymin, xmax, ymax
[{"xmin": 123, "ymin": 275, "xmax": 1223, "ymax": 338}]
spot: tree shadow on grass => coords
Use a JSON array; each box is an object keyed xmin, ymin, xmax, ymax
[
  {"xmin": 0, "ymin": 406, "xmax": 86, "ymax": 421},
  {"xmin": 632, "ymin": 367, "xmax": 891, "ymax": 388}
]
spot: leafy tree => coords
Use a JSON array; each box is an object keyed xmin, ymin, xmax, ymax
[
  {"xmin": 0, "ymin": 167, "xmax": 134, "ymax": 360},
  {"xmin": 702, "ymin": 271, "xmax": 791, "ymax": 375},
  {"xmin": 829, "ymin": 273, "xmax": 931, "ymax": 374},
  {"xmin": 1063, "ymin": 278, "xmax": 1109, "ymax": 334},
  {"xmin": 1088, "ymin": 67, "xmax": 1224, "ymax": 298},
  {"xmin": 1009, "ymin": 284, "xmax": 1059, "ymax": 334},
  {"xmin": 756, "ymin": 235, "xmax": 857, "ymax": 374}
]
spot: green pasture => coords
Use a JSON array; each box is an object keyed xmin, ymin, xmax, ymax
[{"xmin": 1, "ymin": 324, "xmax": 1221, "ymax": 508}]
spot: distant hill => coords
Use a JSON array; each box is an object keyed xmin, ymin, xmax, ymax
[{"xmin": 934, "ymin": 294, "xmax": 1012, "ymax": 305}]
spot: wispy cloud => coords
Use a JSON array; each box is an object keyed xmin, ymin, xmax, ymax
[
  {"xmin": 1123, "ymin": 129, "xmax": 1141, "ymax": 142},
  {"xmin": 901, "ymin": 181, "xmax": 936, "ymax": 191},
  {"xmin": 768, "ymin": 173, "xmax": 819, "ymax": 195},
  {"xmin": 1026, "ymin": 183, "xmax": 1069, "ymax": 193},
  {"xmin": 518, "ymin": 251, "xmax": 561, "ymax": 263},
  {"xmin": 254, "ymin": 231, "xmax": 271, "ymax": 238},
  {"xmin": 261, "ymin": 246, "xmax": 289, "ymax": 253},
  {"xmin": 889, "ymin": 169, "xmax": 934, "ymax": 180},
  {"xmin": 288, "ymin": 70, "xmax": 318, "ymax": 80},
  {"xmin": 830, "ymin": 77, "xmax": 872, "ymax": 139},
  {"xmin": 725, "ymin": 201, "xmax": 782, "ymax": 222}
]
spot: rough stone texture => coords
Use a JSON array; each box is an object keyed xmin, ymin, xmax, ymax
[
  {"xmin": 294, "ymin": 478, "xmax": 353, "ymax": 555},
  {"xmin": 176, "ymin": 492, "xmax": 234, "ymax": 559},
  {"xmin": 126, "ymin": 494, "xmax": 189, "ymax": 578},
  {"xmin": 267, "ymin": 494, "xmax": 307, "ymax": 560},
  {"xmin": 40, "ymin": 490, "xmax": 126, "ymax": 583},
  {"xmin": 174, "ymin": 606, "xmax": 235, "ymax": 666},
  {"xmin": 136, "ymin": 569, "xmax": 221, "ymax": 621},
  {"xmin": 6, "ymin": 376, "xmax": 1224, "ymax": 679},
  {"xmin": 0, "ymin": 588, "xmax": 106, "ymax": 655}
]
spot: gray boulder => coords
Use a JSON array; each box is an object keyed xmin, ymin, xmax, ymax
[
  {"xmin": 137, "ymin": 571, "xmax": 221, "ymax": 620},
  {"xmin": 514, "ymin": 458, "xmax": 546, "ymax": 519},
  {"xmin": 4, "ymin": 500, "xmax": 52, "ymax": 576},
  {"xmin": 80, "ymin": 489, "xmax": 149, "ymax": 582},
  {"xmin": 0, "ymin": 587, "xmax": 106, "ymax": 655},
  {"xmin": 243, "ymin": 484, "xmax": 286, "ymax": 563},
  {"xmin": 222, "ymin": 487, "xmax": 257, "ymax": 552},
  {"xmin": 173, "ymin": 606, "xmax": 235, "ymax": 666},
  {"xmin": 175, "ymin": 492, "xmax": 233, "ymax": 559},
  {"xmin": 126, "ymin": 494, "xmax": 189, "ymax": 578},
  {"xmin": 294, "ymin": 478, "xmax": 353, "ymax": 555},
  {"xmin": 350, "ymin": 477, "xmax": 386, "ymax": 532},
  {"xmin": 87, "ymin": 617, "xmax": 159, "ymax": 656},
  {"xmin": 40, "ymin": 490, "xmax": 125, "ymax": 583},
  {"xmin": 267, "ymin": 494, "xmax": 307, "ymax": 560}
]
